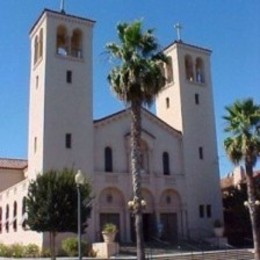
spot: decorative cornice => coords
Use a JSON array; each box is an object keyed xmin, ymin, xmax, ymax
[
  {"xmin": 30, "ymin": 8, "xmax": 95, "ymax": 36},
  {"xmin": 164, "ymin": 40, "xmax": 211, "ymax": 54}
]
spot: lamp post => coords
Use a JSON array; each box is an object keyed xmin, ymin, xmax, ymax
[
  {"xmin": 244, "ymin": 200, "xmax": 260, "ymax": 211},
  {"xmin": 75, "ymin": 170, "xmax": 85, "ymax": 260}
]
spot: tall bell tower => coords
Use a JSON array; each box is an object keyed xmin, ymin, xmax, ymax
[
  {"xmin": 27, "ymin": 9, "xmax": 95, "ymax": 179},
  {"xmin": 156, "ymin": 39, "xmax": 223, "ymax": 236}
]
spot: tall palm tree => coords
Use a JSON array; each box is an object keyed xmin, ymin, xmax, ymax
[
  {"xmin": 223, "ymin": 98, "xmax": 260, "ymax": 260},
  {"xmin": 106, "ymin": 21, "xmax": 166, "ymax": 260}
]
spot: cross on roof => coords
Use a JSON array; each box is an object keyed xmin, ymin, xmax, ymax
[
  {"xmin": 60, "ymin": 0, "xmax": 65, "ymax": 14},
  {"xmin": 174, "ymin": 23, "xmax": 183, "ymax": 42}
]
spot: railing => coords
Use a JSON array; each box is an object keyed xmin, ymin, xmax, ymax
[{"xmin": 111, "ymin": 243, "xmax": 254, "ymax": 260}]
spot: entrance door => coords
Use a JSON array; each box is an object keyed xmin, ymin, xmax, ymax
[
  {"xmin": 100, "ymin": 213, "xmax": 120, "ymax": 242},
  {"xmin": 160, "ymin": 213, "xmax": 178, "ymax": 243},
  {"xmin": 130, "ymin": 213, "xmax": 155, "ymax": 242}
]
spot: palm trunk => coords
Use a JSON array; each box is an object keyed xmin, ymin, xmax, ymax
[
  {"xmin": 130, "ymin": 101, "xmax": 145, "ymax": 260},
  {"xmin": 245, "ymin": 164, "xmax": 260, "ymax": 260}
]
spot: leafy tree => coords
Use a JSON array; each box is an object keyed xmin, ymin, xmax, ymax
[
  {"xmin": 223, "ymin": 183, "xmax": 253, "ymax": 245},
  {"xmin": 26, "ymin": 169, "xmax": 92, "ymax": 260},
  {"xmin": 106, "ymin": 20, "xmax": 166, "ymax": 260},
  {"xmin": 223, "ymin": 98, "xmax": 260, "ymax": 259}
]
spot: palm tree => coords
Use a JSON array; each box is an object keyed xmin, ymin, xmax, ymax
[
  {"xmin": 223, "ymin": 98, "xmax": 260, "ymax": 260},
  {"xmin": 106, "ymin": 21, "xmax": 166, "ymax": 260}
]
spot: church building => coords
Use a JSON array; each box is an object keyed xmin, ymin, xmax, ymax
[{"xmin": 0, "ymin": 7, "xmax": 223, "ymax": 248}]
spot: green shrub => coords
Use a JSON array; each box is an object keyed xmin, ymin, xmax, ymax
[
  {"xmin": 41, "ymin": 247, "xmax": 51, "ymax": 257},
  {"xmin": 61, "ymin": 237, "xmax": 88, "ymax": 256},
  {"xmin": 9, "ymin": 243, "xmax": 24, "ymax": 258},
  {"xmin": 102, "ymin": 223, "xmax": 117, "ymax": 233},
  {"xmin": 0, "ymin": 243, "xmax": 11, "ymax": 257},
  {"xmin": 24, "ymin": 243, "xmax": 40, "ymax": 257}
]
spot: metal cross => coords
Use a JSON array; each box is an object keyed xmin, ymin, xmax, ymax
[
  {"xmin": 60, "ymin": 0, "xmax": 65, "ymax": 13},
  {"xmin": 174, "ymin": 23, "xmax": 183, "ymax": 42}
]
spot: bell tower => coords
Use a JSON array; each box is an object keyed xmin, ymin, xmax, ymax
[
  {"xmin": 156, "ymin": 40, "xmax": 223, "ymax": 236},
  {"xmin": 27, "ymin": 9, "xmax": 95, "ymax": 178}
]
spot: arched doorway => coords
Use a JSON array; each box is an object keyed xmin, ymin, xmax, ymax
[
  {"xmin": 159, "ymin": 189, "xmax": 181, "ymax": 243},
  {"xmin": 98, "ymin": 187, "xmax": 125, "ymax": 242},
  {"xmin": 130, "ymin": 188, "xmax": 156, "ymax": 242}
]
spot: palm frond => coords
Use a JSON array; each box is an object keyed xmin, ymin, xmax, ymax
[
  {"xmin": 106, "ymin": 20, "xmax": 167, "ymax": 106},
  {"xmin": 223, "ymin": 98, "xmax": 260, "ymax": 167}
]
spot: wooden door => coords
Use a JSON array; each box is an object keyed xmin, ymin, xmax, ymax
[{"xmin": 160, "ymin": 213, "xmax": 178, "ymax": 243}]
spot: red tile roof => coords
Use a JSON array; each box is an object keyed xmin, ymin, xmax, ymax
[{"xmin": 0, "ymin": 158, "xmax": 28, "ymax": 170}]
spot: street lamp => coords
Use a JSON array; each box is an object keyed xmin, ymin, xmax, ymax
[
  {"xmin": 127, "ymin": 197, "xmax": 147, "ymax": 211},
  {"xmin": 75, "ymin": 170, "xmax": 85, "ymax": 260},
  {"xmin": 244, "ymin": 200, "xmax": 260, "ymax": 212}
]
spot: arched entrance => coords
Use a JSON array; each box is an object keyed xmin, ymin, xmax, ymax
[
  {"xmin": 159, "ymin": 189, "xmax": 181, "ymax": 243},
  {"xmin": 130, "ymin": 188, "xmax": 156, "ymax": 242},
  {"xmin": 98, "ymin": 187, "xmax": 125, "ymax": 242}
]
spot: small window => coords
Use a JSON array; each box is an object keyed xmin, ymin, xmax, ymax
[
  {"xmin": 5, "ymin": 204, "xmax": 9, "ymax": 233},
  {"xmin": 206, "ymin": 204, "xmax": 212, "ymax": 218},
  {"xmin": 195, "ymin": 57, "xmax": 205, "ymax": 83},
  {"xmin": 105, "ymin": 146, "xmax": 113, "ymax": 172},
  {"xmin": 13, "ymin": 201, "xmax": 17, "ymax": 232},
  {"xmin": 0, "ymin": 207, "xmax": 2, "ymax": 234},
  {"xmin": 71, "ymin": 29, "xmax": 83, "ymax": 58},
  {"xmin": 34, "ymin": 137, "xmax": 37, "ymax": 153},
  {"xmin": 166, "ymin": 97, "xmax": 170, "ymax": 109},
  {"xmin": 66, "ymin": 70, "xmax": 72, "ymax": 83},
  {"xmin": 57, "ymin": 25, "xmax": 68, "ymax": 56},
  {"xmin": 65, "ymin": 133, "xmax": 72, "ymax": 149},
  {"xmin": 39, "ymin": 28, "xmax": 43, "ymax": 58},
  {"xmin": 195, "ymin": 93, "xmax": 199, "ymax": 105},
  {"xmin": 199, "ymin": 146, "xmax": 204, "ymax": 160},
  {"xmin": 199, "ymin": 205, "xmax": 204, "ymax": 218},
  {"xmin": 36, "ymin": 76, "xmax": 39, "ymax": 89},
  {"xmin": 185, "ymin": 55, "xmax": 194, "ymax": 81},
  {"xmin": 158, "ymin": 63, "xmax": 166, "ymax": 87},
  {"xmin": 166, "ymin": 56, "xmax": 173, "ymax": 83},
  {"xmin": 34, "ymin": 36, "xmax": 39, "ymax": 65},
  {"xmin": 22, "ymin": 197, "xmax": 26, "ymax": 229},
  {"xmin": 163, "ymin": 152, "xmax": 170, "ymax": 175}
]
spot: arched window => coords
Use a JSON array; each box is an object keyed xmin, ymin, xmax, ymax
[
  {"xmin": 195, "ymin": 57, "xmax": 205, "ymax": 83},
  {"xmin": 166, "ymin": 56, "xmax": 173, "ymax": 83},
  {"xmin": 158, "ymin": 62, "xmax": 166, "ymax": 87},
  {"xmin": 185, "ymin": 55, "xmax": 194, "ymax": 81},
  {"xmin": 163, "ymin": 152, "xmax": 170, "ymax": 175},
  {"xmin": 166, "ymin": 97, "xmax": 170, "ymax": 108},
  {"xmin": 105, "ymin": 147, "xmax": 113, "ymax": 172},
  {"xmin": 56, "ymin": 25, "xmax": 68, "ymax": 56},
  {"xmin": 0, "ymin": 207, "xmax": 2, "ymax": 233},
  {"xmin": 34, "ymin": 36, "xmax": 39, "ymax": 64},
  {"xmin": 140, "ymin": 140, "xmax": 149, "ymax": 174},
  {"xmin": 71, "ymin": 29, "xmax": 83, "ymax": 58},
  {"xmin": 5, "ymin": 204, "xmax": 9, "ymax": 233},
  {"xmin": 13, "ymin": 201, "xmax": 17, "ymax": 232},
  {"xmin": 22, "ymin": 197, "xmax": 26, "ymax": 229},
  {"xmin": 39, "ymin": 28, "xmax": 43, "ymax": 58}
]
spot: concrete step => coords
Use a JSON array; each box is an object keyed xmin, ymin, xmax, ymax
[{"xmin": 144, "ymin": 249, "xmax": 254, "ymax": 260}]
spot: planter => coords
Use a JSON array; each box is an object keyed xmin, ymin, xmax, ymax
[
  {"xmin": 102, "ymin": 231, "xmax": 116, "ymax": 243},
  {"xmin": 214, "ymin": 227, "xmax": 224, "ymax": 237}
]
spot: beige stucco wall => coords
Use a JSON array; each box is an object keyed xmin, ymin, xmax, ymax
[
  {"xmin": 28, "ymin": 11, "xmax": 95, "ymax": 180},
  {"xmin": 89, "ymin": 109, "xmax": 187, "ymax": 242},
  {"xmin": 0, "ymin": 180, "xmax": 43, "ymax": 247}
]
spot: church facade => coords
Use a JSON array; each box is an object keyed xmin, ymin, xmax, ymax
[{"xmin": 0, "ymin": 8, "xmax": 223, "ymax": 247}]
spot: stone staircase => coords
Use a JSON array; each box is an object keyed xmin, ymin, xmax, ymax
[{"xmin": 146, "ymin": 249, "xmax": 254, "ymax": 260}]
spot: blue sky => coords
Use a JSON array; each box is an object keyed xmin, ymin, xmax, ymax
[{"xmin": 0, "ymin": 1, "xmax": 259, "ymax": 176}]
